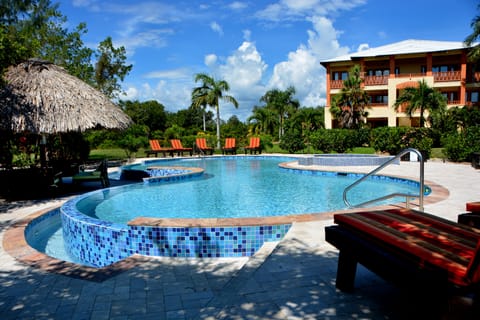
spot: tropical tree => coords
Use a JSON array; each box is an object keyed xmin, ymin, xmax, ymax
[
  {"xmin": 95, "ymin": 37, "xmax": 132, "ymax": 99},
  {"xmin": 247, "ymin": 106, "xmax": 278, "ymax": 135},
  {"xmin": 330, "ymin": 64, "xmax": 370, "ymax": 129},
  {"xmin": 193, "ymin": 73, "xmax": 239, "ymax": 149},
  {"xmin": 465, "ymin": 5, "xmax": 480, "ymax": 63},
  {"xmin": 393, "ymin": 79, "xmax": 447, "ymax": 127},
  {"xmin": 260, "ymin": 86, "xmax": 299, "ymax": 140},
  {"xmin": 191, "ymin": 83, "xmax": 209, "ymax": 131}
]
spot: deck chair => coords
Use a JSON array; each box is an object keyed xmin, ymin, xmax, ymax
[
  {"xmin": 195, "ymin": 138, "xmax": 214, "ymax": 155},
  {"xmin": 222, "ymin": 138, "xmax": 237, "ymax": 155},
  {"xmin": 170, "ymin": 139, "xmax": 193, "ymax": 156},
  {"xmin": 72, "ymin": 159, "xmax": 110, "ymax": 188},
  {"xmin": 244, "ymin": 137, "xmax": 261, "ymax": 154},
  {"xmin": 145, "ymin": 139, "xmax": 173, "ymax": 157}
]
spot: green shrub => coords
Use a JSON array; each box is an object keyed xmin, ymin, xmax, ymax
[
  {"xmin": 442, "ymin": 126, "xmax": 480, "ymax": 162},
  {"xmin": 279, "ymin": 130, "xmax": 305, "ymax": 153},
  {"xmin": 310, "ymin": 129, "xmax": 356, "ymax": 153},
  {"xmin": 371, "ymin": 127, "xmax": 433, "ymax": 158},
  {"xmin": 117, "ymin": 124, "xmax": 149, "ymax": 159}
]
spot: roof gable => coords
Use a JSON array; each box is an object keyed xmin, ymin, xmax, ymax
[{"xmin": 321, "ymin": 39, "xmax": 468, "ymax": 65}]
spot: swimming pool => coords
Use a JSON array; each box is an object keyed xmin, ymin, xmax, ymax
[{"xmin": 28, "ymin": 156, "xmax": 428, "ymax": 267}]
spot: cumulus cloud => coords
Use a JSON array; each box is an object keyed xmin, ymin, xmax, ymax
[
  {"xmin": 268, "ymin": 16, "xmax": 349, "ymax": 107},
  {"xmin": 210, "ymin": 21, "xmax": 224, "ymax": 36},
  {"xmin": 204, "ymin": 41, "xmax": 269, "ymax": 120}
]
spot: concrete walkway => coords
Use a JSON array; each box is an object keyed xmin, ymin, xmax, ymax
[{"xmin": 1, "ymin": 160, "xmax": 479, "ymax": 319}]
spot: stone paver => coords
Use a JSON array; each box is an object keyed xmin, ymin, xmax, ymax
[{"xmin": 1, "ymin": 160, "xmax": 479, "ymax": 319}]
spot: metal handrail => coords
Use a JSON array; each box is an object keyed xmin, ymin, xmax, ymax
[{"xmin": 343, "ymin": 148, "xmax": 425, "ymax": 211}]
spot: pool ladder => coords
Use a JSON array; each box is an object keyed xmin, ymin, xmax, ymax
[{"xmin": 343, "ymin": 148, "xmax": 425, "ymax": 212}]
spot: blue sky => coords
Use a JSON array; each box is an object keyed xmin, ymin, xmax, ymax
[{"xmin": 59, "ymin": 0, "xmax": 477, "ymax": 121}]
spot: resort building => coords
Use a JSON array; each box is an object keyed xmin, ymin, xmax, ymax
[{"xmin": 320, "ymin": 39, "xmax": 478, "ymax": 129}]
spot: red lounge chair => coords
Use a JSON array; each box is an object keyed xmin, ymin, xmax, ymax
[
  {"xmin": 244, "ymin": 137, "xmax": 261, "ymax": 154},
  {"xmin": 145, "ymin": 139, "xmax": 173, "ymax": 157},
  {"xmin": 170, "ymin": 139, "xmax": 193, "ymax": 156},
  {"xmin": 195, "ymin": 138, "xmax": 214, "ymax": 155},
  {"xmin": 325, "ymin": 208, "xmax": 480, "ymax": 304},
  {"xmin": 222, "ymin": 138, "xmax": 237, "ymax": 155}
]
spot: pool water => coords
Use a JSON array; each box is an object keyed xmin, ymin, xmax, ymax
[
  {"xmin": 27, "ymin": 156, "xmax": 425, "ymax": 266},
  {"xmin": 77, "ymin": 157, "xmax": 420, "ymax": 224}
]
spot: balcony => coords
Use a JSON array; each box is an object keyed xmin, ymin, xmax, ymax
[
  {"xmin": 369, "ymin": 102, "xmax": 388, "ymax": 108},
  {"xmin": 364, "ymin": 75, "xmax": 388, "ymax": 86},
  {"xmin": 331, "ymin": 80, "xmax": 344, "ymax": 89},
  {"xmin": 433, "ymin": 71, "xmax": 461, "ymax": 82}
]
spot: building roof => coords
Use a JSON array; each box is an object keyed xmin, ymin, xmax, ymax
[{"xmin": 320, "ymin": 39, "xmax": 468, "ymax": 65}]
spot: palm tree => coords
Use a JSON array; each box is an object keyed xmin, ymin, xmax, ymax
[
  {"xmin": 393, "ymin": 79, "xmax": 447, "ymax": 127},
  {"xmin": 193, "ymin": 73, "xmax": 238, "ymax": 149},
  {"xmin": 191, "ymin": 84, "xmax": 208, "ymax": 131},
  {"xmin": 465, "ymin": 7, "xmax": 480, "ymax": 63},
  {"xmin": 247, "ymin": 106, "xmax": 277, "ymax": 135},
  {"xmin": 260, "ymin": 86, "xmax": 299, "ymax": 140},
  {"xmin": 331, "ymin": 64, "xmax": 369, "ymax": 129}
]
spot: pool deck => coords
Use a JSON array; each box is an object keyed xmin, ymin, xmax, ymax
[{"xmin": 1, "ymin": 157, "xmax": 480, "ymax": 319}]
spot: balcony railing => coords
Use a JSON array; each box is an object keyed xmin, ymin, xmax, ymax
[
  {"xmin": 364, "ymin": 75, "xmax": 388, "ymax": 86},
  {"xmin": 433, "ymin": 71, "xmax": 461, "ymax": 82},
  {"xmin": 331, "ymin": 80, "xmax": 344, "ymax": 89},
  {"xmin": 369, "ymin": 102, "xmax": 388, "ymax": 107}
]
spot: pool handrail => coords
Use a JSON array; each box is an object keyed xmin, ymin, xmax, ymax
[{"xmin": 343, "ymin": 148, "xmax": 424, "ymax": 212}]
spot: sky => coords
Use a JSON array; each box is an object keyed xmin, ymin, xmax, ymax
[{"xmin": 58, "ymin": 0, "xmax": 477, "ymax": 122}]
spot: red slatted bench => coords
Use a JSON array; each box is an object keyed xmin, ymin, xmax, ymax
[{"xmin": 325, "ymin": 208, "xmax": 480, "ymax": 307}]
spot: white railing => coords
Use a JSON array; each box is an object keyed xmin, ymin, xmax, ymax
[{"xmin": 343, "ymin": 148, "xmax": 425, "ymax": 211}]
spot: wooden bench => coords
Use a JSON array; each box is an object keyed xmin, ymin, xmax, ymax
[{"xmin": 325, "ymin": 208, "xmax": 480, "ymax": 308}]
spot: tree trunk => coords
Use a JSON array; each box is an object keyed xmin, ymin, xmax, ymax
[{"xmin": 216, "ymin": 105, "xmax": 221, "ymax": 149}]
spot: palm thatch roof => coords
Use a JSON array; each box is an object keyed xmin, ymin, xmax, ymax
[{"xmin": 0, "ymin": 59, "xmax": 132, "ymax": 134}]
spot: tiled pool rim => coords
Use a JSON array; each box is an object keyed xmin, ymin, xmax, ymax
[{"xmin": 7, "ymin": 162, "xmax": 449, "ymax": 278}]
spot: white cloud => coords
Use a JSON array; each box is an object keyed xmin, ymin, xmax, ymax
[
  {"xmin": 256, "ymin": 0, "xmax": 367, "ymax": 22},
  {"xmin": 229, "ymin": 2, "xmax": 248, "ymax": 10},
  {"xmin": 268, "ymin": 16, "xmax": 349, "ymax": 107},
  {"xmin": 144, "ymin": 68, "xmax": 191, "ymax": 80},
  {"xmin": 357, "ymin": 43, "xmax": 370, "ymax": 51},
  {"xmin": 210, "ymin": 21, "xmax": 224, "ymax": 36},
  {"xmin": 204, "ymin": 41, "xmax": 268, "ymax": 120},
  {"xmin": 204, "ymin": 54, "xmax": 218, "ymax": 66}
]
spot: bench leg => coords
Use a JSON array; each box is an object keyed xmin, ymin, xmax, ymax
[{"xmin": 336, "ymin": 250, "xmax": 357, "ymax": 292}]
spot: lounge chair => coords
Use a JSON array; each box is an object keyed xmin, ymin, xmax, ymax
[
  {"xmin": 244, "ymin": 137, "xmax": 261, "ymax": 154},
  {"xmin": 195, "ymin": 138, "xmax": 214, "ymax": 155},
  {"xmin": 72, "ymin": 159, "xmax": 110, "ymax": 188},
  {"xmin": 170, "ymin": 139, "xmax": 193, "ymax": 156},
  {"xmin": 325, "ymin": 208, "xmax": 480, "ymax": 307},
  {"xmin": 222, "ymin": 138, "xmax": 237, "ymax": 155},
  {"xmin": 145, "ymin": 139, "xmax": 173, "ymax": 157}
]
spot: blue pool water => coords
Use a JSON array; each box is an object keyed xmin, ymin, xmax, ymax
[
  {"xmin": 77, "ymin": 156, "xmax": 421, "ymax": 224},
  {"xmin": 27, "ymin": 156, "xmax": 425, "ymax": 266}
]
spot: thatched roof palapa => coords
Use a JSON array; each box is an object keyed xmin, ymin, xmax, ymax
[{"xmin": 0, "ymin": 59, "xmax": 132, "ymax": 134}]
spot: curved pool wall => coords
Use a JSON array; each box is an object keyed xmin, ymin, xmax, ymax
[
  {"xmin": 60, "ymin": 163, "xmax": 291, "ymax": 267},
  {"xmin": 61, "ymin": 193, "xmax": 291, "ymax": 267},
  {"xmin": 298, "ymin": 154, "xmax": 397, "ymax": 166}
]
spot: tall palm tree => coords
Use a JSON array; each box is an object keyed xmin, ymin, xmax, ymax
[
  {"xmin": 191, "ymin": 84, "xmax": 208, "ymax": 131},
  {"xmin": 260, "ymin": 86, "xmax": 299, "ymax": 140},
  {"xmin": 331, "ymin": 64, "xmax": 369, "ymax": 129},
  {"xmin": 393, "ymin": 79, "xmax": 447, "ymax": 127},
  {"xmin": 193, "ymin": 73, "xmax": 238, "ymax": 149}
]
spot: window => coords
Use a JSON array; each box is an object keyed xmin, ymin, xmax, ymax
[
  {"xmin": 471, "ymin": 92, "xmax": 479, "ymax": 103},
  {"xmin": 332, "ymin": 71, "xmax": 349, "ymax": 81},
  {"xmin": 433, "ymin": 65, "xmax": 458, "ymax": 72}
]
